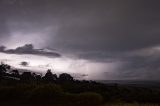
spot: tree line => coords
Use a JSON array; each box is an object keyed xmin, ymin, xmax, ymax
[{"xmin": 0, "ymin": 63, "xmax": 74, "ymax": 83}]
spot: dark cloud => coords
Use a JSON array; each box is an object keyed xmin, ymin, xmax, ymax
[
  {"xmin": 20, "ymin": 61, "xmax": 29, "ymax": 67},
  {"xmin": 49, "ymin": 0, "xmax": 160, "ymax": 53},
  {"xmin": 1, "ymin": 0, "xmax": 160, "ymax": 54},
  {"xmin": 1, "ymin": 0, "xmax": 160, "ymax": 79},
  {"xmin": 0, "ymin": 44, "xmax": 61, "ymax": 57}
]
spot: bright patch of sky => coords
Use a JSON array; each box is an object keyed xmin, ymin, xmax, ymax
[{"xmin": 0, "ymin": 52, "xmax": 119, "ymax": 80}]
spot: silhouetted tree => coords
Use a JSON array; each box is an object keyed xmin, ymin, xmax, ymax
[
  {"xmin": 32, "ymin": 73, "xmax": 37, "ymax": 78},
  {"xmin": 35, "ymin": 74, "xmax": 42, "ymax": 81},
  {"xmin": 0, "ymin": 64, "xmax": 11, "ymax": 79},
  {"xmin": 44, "ymin": 69, "xmax": 57, "ymax": 81},
  {"xmin": 20, "ymin": 72, "xmax": 33, "ymax": 82},
  {"xmin": 10, "ymin": 69, "xmax": 20, "ymax": 78},
  {"xmin": 32, "ymin": 73, "xmax": 42, "ymax": 81},
  {"xmin": 53, "ymin": 74, "xmax": 58, "ymax": 80},
  {"xmin": 59, "ymin": 73, "xmax": 74, "ymax": 81}
]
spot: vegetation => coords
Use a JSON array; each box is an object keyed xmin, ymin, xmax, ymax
[
  {"xmin": 103, "ymin": 104, "xmax": 160, "ymax": 106},
  {"xmin": 0, "ymin": 63, "xmax": 160, "ymax": 106}
]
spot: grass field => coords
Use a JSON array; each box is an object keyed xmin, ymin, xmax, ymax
[{"xmin": 103, "ymin": 103, "xmax": 160, "ymax": 106}]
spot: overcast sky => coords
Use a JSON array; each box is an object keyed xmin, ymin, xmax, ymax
[{"xmin": 0, "ymin": 0, "xmax": 160, "ymax": 80}]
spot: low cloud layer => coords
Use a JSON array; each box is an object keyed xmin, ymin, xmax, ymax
[{"xmin": 0, "ymin": 44, "xmax": 61, "ymax": 57}]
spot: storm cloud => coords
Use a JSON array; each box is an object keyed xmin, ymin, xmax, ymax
[
  {"xmin": 0, "ymin": 0, "xmax": 160, "ymax": 79},
  {"xmin": 0, "ymin": 44, "xmax": 61, "ymax": 57}
]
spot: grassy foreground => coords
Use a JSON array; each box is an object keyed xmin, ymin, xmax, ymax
[
  {"xmin": 0, "ymin": 83, "xmax": 160, "ymax": 106},
  {"xmin": 103, "ymin": 103, "xmax": 160, "ymax": 106}
]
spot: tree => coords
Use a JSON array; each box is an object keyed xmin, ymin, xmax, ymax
[
  {"xmin": 59, "ymin": 73, "xmax": 74, "ymax": 81},
  {"xmin": 44, "ymin": 69, "xmax": 57, "ymax": 81},
  {"xmin": 0, "ymin": 64, "xmax": 11, "ymax": 78},
  {"xmin": 35, "ymin": 74, "xmax": 42, "ymax": 81},
  {"xmin": 52, "ymin": 74, "xmax": 58, "ymax": 80},
  {"xmin": 20, "ymin": 72, "xmax": 33, "ymax": 82},
  {"xmin": 32, "ymin": 73, "xmax": 42, "ymax": 81},
  {"xmin": 10, "ymin": 69, "xmax": 20, "ymax": 77}
]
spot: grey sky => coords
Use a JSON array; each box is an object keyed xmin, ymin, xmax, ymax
[{"xmin": 0, "ymin": 0, "xmax": 160, "ymax": 80}]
